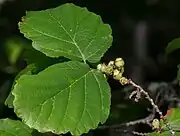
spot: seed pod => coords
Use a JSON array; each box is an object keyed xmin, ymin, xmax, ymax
[
  {"xmin": 119, "ymin": 77, "xmax": 129, "ymax": 85},
  {"xmin": 113, "ymin": 69, "xmax": 120, "ymax": 76},
  {"xmin": 108, "ymin": 61, "xmax": 114, "ymax": 66},
  {"xmin": 120, "ymin": 67, "xmax": 124, "ymax": 74},
  {"xmin": 97, "ymin": 63, "xmax": 106, "ymax": 73},
  {"xmin": 114, "ymin": 73, "xmax": 122, "ymax": 80},
  {"xmin": 105, "ymin": 65, "xmax": 114, "ymax": 75},
  {"xmin": 115, "ymin": 58, "xmax": 124, "ymax": 68},
  {"xmin": 97, "ymin": 64, "xmax": 102, "ymax": 71},
  {"xmin": 152, "ymin": 119, "xmax": 160, "ymax": 130}
]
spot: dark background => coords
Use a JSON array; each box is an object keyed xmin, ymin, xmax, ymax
[{"xmin": 1, "ymin": 0, "xmax": 180, "ymax": 136}]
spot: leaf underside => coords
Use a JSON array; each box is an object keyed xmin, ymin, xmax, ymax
[
  {"xmin": 12, "ymin": 61, "xmax": 111, "ymax": 135},
  {"xmin": 19, "ymin": 3, "xmax": 112, "ymax": 63}
]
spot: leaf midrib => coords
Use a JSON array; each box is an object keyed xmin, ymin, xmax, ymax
[
  {"xmin": 27, "ymin": 70, "xmax": 93, "ymax": 126},
  {"xmin": 48, "ymin": 11, "xmax": 86, "ymax": 63}
]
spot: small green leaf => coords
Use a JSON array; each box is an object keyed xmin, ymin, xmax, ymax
[
  {"xmin": 4, "ymin": 37, "xmax": 24, "ymax": 65},
  {"xmin": 0, "ymin": 118, "xmax": 32, "ymax": 136},
  {"xmin": 149, "ymin": 108, "xmax": 180, "ymax": 136},
  {"xmin": 166, "ymin": 38, "xmax": 180, "ymax": 54},
  {"xmin": 162, "ymin": 108, "xmax": 180, "ymax": 131},
  {"xmin": 19, "ymin": 3, "xmax": 112, "ymax": 63},
  {"xmin": 12, "ymin": 61, "xmax": 111, "ymax": 135}
]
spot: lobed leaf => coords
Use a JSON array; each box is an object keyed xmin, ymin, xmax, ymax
[
  {"xmin": 19, "ymin": 3, "xmax": 112, "ymax": 63},
  {"xmin": 12, "ymin": 61, "xmax": 111, "ymax": 135},
  {"xmin": 5, "ymin": 48, "xmax": 66, "ymax": 108}
]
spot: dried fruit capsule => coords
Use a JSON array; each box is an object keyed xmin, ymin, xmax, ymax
[
  {"xmin": 119, "ymin": 77, "xmax": 129, "ymax": 85},
  {"xmin": 108, "ymin": 61, "xmax": 114, "ymax": 66},
  {"xmin": 113, "ymin": 69, "xmax": 120, "ymax": 76},
  {"xmin": 114, "ymin": 73, "xmax": 122, "ymax": 80},
  {"xmin": 97, "ymin": 63, "xmax": 106, "ymax": 73},
  {"xmin": 152, "ymin": 119, "xmax": 160, "ymax": 130},
  {"xmin": 115, "ymin": 58, "xmax": 124, "ymax": 68},
  {"xmin": 120, "ymin": 67, "xmax": 124, "ymax": 73},
  {"xmin": 97, "ymin": 64, "xmax": 102, "ymax": 71},
  {"xmin": 105, "ymin": 65, "xmax": 114, "ymax": 75}
]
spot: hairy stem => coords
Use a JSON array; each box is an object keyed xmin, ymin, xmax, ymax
[{"xmin": 128, "ymin": 79, "xmax": 176, "ymax": 136}]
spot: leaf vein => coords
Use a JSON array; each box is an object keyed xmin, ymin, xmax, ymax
[
  {"xmin": 60, "ymin": 88, "xmax": 71, "ymax": 127},
  {"xmin": 92, "ymin": 72, "xmax": 103, "ymax": 121},
  {"xmin": 0, "ymin": 130, "xmax": 17, "ymax": 136},
  {"xmin": 73, "ymin": 73, "xmax": 87, "ymax": 132},
  {"xmin": 83, "ymin": 20, "xmax": 100, "ymax": 53},
  {"xmin": 48, "ymin": 11, "xmax": 86, "ymax": 62},
  {"xmin": 27, "ymin": 25, "xmax": 75, "ymax": 45},
  {"xmin": 46, "ymin": 97, "xmax": 55, "ymax": 122},
  {"xmin": 85, "ymin": 37, "xmax": 112, "ymax": 60},
  {"xmin": 86, "ymin": 109, "xmax": 95, "ymax": 127},
  {"xmin": 27, "ymin": 70, "xmax": 92, "ymax": 126}
]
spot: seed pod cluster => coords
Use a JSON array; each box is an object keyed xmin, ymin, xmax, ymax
[{"xmin": 97, "ymin": 58, "xmax": 129, "ymax": 85}]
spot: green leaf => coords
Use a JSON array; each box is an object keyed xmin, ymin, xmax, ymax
[
  {"xmin": 161, "ymin": 108, "xmax": 180, "ymax": 131},
  {"xmin": 12, "ymin": 61, "xmax": 111, "ymax": 135},
  {"xmin": 5, "ymin": 64, "xmax": 37, "ymax": 108},
  {"xmin": 21, "ymin": 43, "xmax": 66, "ymax": 67},
  {"xmin": 149, "ymin": 108, "xmax": 180, "ymax": 136},
  {"xmin": 19, "ymin": 3, "xmax": 112, "ymax": 63},
  {"xmin": 0, "ymin": 118, "xmax": 32, "ymax": 136},
  {"xmin": 5, "ymin": 47, "xmax": 66, "ymax": 108},
  {"xmin": 166, "ymin": 38, "xmax": 180, "ymax": 54},
  {"xmin": 4, "ymin": 36, "xmax": 24, "ymax": 65}
]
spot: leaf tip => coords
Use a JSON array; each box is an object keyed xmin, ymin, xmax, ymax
[{"xmin": 166, "ymin": 38, "xmax": 180, "ymax": 55}]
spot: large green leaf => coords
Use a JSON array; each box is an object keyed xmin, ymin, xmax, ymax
[
  {"xmin": 5, "ymin": 48, "xmax": 66, "ymax": 108},
  {"xmin": 19, "ymin": 3, "xmax": 112, "ymax": 63},
  {"xmin": 166, "ymin": 38, "xmax": 180, "ymax": 54},
  {"xmin": 12, "ymin": 61, "xmax": 111, "ymax": 135},
  {"xmin": 0, "ymin": 118, "xmax": 32, "ymax": 136},
  {"xmin": 21, "ymin": 43, "xmax": 67, "ymax": 67}
]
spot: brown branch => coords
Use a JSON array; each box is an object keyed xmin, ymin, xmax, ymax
[
  {"xmin": 97, "ymin": 59, "xmax": 176, "ymax": 135},
  {"xmin": 128, "ymin": 79, "xmax": 176, "ymax": 136},
  {"xmin": 117, "ymin": 130, "xmax": 149, "ymax": 136},
  {"xmin": 98, "ymin": 112, "xmax": 154, "ymax": 130}
]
